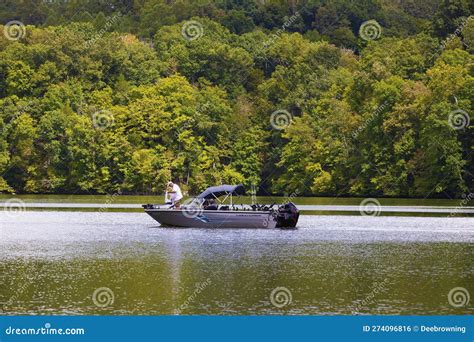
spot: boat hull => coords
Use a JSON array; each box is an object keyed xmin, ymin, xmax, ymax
[{"xmin": 145, "ymin": 209, "xmax": 278, "ymax": 228}]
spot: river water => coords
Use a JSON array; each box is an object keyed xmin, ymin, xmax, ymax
[{"xmin": 1, "ymin": 204, "xmax": 473, "ymax": 315}]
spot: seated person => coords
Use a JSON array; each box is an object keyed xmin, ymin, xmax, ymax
[{"xmin": 206, "ymin": 199, "xmax": 218, "ymax": 210}]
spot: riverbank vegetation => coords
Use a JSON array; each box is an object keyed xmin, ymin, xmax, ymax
[{"xmin": 0, "ymin": 0, "xmax": 472, "ymax": 197}]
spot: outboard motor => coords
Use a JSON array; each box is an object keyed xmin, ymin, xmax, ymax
[{"xmin": 276, "ymin": 202, "xmax": 300, "ymax": 228}]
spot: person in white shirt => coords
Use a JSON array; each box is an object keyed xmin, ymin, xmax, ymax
[{"xmin": 166, "ymin": 181, "xmax": 183, "ymax": 208}]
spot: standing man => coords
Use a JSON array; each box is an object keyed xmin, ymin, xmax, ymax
[{"xmin": 166, "ymin": 181, "xmax": 183, "ymax": 208}]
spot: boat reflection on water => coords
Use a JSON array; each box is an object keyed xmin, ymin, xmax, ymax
[{"xmin": 143, "ymin": 184, "xmax": 300, "ymax": 229}]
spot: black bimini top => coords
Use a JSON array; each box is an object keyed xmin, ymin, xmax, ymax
[{"xmin": 197, "ymin": 184, "xmax": 245, "ymax": 199}]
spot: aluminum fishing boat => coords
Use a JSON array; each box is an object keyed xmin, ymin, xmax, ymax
[{"xmin": 143, "ymin": 184, "xmax": 299, "ymax": 229}]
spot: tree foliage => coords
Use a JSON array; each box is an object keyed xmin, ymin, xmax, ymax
[{"xmin": 0, "ymin": 1, "xmax": 472, "ymax": 197}]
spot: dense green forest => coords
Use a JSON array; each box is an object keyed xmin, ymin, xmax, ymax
[{"xmin": 0, "ymin": 0, "xmax": 472, "ymax": 197}]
